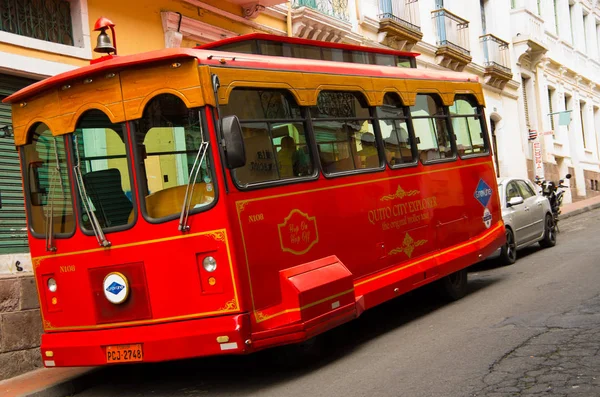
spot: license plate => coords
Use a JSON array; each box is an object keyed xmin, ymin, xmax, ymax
[{"xmin": 106, "ymin": 344, "xmax": 143, "ymax": 363}]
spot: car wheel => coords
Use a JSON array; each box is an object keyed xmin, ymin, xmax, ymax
[
  {"xmin": 539, "ymin": 214, "xmax": 557, "ymax": 248},
  {"xmin": 500, "ymin": 228, "xmax": 517, "ymax": 265},
  {"xmin": 437, "ymin": 268, "xmax": 468, "ymax": 301}
]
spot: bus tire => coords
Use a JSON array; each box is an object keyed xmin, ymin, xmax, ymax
[
  {"xmin": 539, "ymin": 214, "xmax": 557, "ymax": 248},
  {"xmin": 438, "ymin": 268, "xmax": 468, "ymax": 301}
]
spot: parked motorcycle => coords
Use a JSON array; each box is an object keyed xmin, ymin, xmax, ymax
[{"xmin": 535, "ymin": 174, "xmax": 572, "ymax": 232}]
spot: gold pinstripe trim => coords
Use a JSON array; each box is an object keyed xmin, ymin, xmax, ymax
[
  {"xmin": 37, "ymin": 228, "xmax": 240, "ymax": 331},
  {"xmin": 237, "ymin": 160, "xmax": 495, "ymax": 322},
  {"xmin": 252, "ymin": 221, "xmax": 503, "ymax": 323}
]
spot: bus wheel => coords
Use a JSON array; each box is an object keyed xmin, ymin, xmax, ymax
[{"xmin": 438, "ymin": 268, "xmax": 468, "ymax": 301}]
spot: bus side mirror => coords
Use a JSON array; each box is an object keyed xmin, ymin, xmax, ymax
[{"xmin": 222, "ymin": 115, "xmax": 246, "ymax": 169}]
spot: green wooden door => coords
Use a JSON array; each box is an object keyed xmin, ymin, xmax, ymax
[{"xmin": 0, "ymin": 75, "xmax": 36, "ymax": 254}]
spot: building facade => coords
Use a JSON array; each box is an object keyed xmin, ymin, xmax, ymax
[
  {"xmin": 511, "ymin": 0, "xmax": 600, "ymax": 202},
  {"xmin": 0, "ymin": 0, "xmax": 599, "ymax": 379}
]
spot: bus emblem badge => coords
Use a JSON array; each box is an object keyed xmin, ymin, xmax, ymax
[
  {"xmin": 106, "ymin": 282, "xmax": 124, "ymax": 295},
  {"xmin": 483, "ymin": 208, "xmax": 492, "ymax": 229},
  {"xmin": 103, "ymin": 272, "xmax": 130, "ymax": 305},
  {"xmin": 474, "ymin": 179, "xmax": 493, "ymax": 208}
]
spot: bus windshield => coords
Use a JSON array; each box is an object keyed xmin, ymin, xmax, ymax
[
  {"xmin": 72, "ymin": 110, "xmax": 134, "ymax": 234},
  {"xmin": 134, "ymin": 94, "xmax": 215, "ymax": 222}
]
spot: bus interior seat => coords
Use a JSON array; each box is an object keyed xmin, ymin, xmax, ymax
[{"xmin": 83, "ymin": 168, "xmax": 133, "ymax": 227}]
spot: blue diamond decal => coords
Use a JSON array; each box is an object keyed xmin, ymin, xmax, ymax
[
  {"xmin": 106, "ymin": 281, "xmax": 125, "ymax": 295},
  {"xmin": 474, "ymin": 179, "xmax": 493, "ymax": 208}
]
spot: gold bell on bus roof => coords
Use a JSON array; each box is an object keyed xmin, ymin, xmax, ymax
[
  {"xmin": 95, "ymin": 28, "xmax": 115, "ymax": 54},
  {"xmin": 93, "ymin": 17, "xmax": 117, "ymax": 55}
]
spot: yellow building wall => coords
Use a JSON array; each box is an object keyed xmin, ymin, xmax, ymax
[
  {"xmin": 1, "ymin": 0, "xmax": 287, "ymax": 69},
  {"xmin": 87, "ymin": 0, "xmax": 287, "ymax": 58}
]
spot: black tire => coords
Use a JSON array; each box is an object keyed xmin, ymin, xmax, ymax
[
  {"xmin": 500, "ymin": 227, "xmax": 517, "ymax": 265},
  {"xmin": 438, "ymin": 268, "xmax": 468, "ymax": 301},
  {"xmin": 539, "ymin": 213, "xmax": 557, "ymax": 248}
]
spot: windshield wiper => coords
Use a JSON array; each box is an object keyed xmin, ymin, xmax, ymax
[
  {"xmin": 73, "ymin": 135, "xmax": 111, "ymax": 247},
  {"xmin": 44, "ymin": 138, "xmax": 63, "ymax": 252},
  {"xmin": 178, "ymin": 140, "xmax": 209, "ymax": 232}
]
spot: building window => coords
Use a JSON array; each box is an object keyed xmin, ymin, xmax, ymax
[
  {"xmin": 0, "ymin": 0, "xmax": 90, "ymax": 60},
  {"xmin": 522, "ymin": 77, "xmax": 531, "ymax": 128},
  {"xmin": 569, "ymin": 2, "xmax": 575, "ymax": 45},
  {"xmin": 548, "ymin": 88, "xmax": 555, "ymax": 131},
  {"xmin": 554, "ymin": 0, "xmax": 559, "ymax": 35},
  {"xmin": 583, "ymin": 12, "xmax": 589, "ymax": 53},
  {"xmin": 580, "ymin": 100, "xmax": 587, "ymax": 148},
  {"xmin": 0, "ymin": 0, "xmax": 73, "ymax": 45}
]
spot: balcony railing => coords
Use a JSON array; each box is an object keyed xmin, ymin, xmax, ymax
[
  {"xmin": 431, "ymin": 9, "xmax": 470, "ymax": 56},
  {"xmin": 378, "ymin": 0, "xmax": 421, "ymax": 31},
  {"xmin": 480, "ymin": 34, "xmax": 511, "ymax": 74},
  {"xmin": 292, "ymin": 0, "xmax": 349, "ymax": 21}
]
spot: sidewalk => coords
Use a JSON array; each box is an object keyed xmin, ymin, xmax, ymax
[
  {"xmin": 559, "ymin": 194, "xmax": 600, "ymax": 220},
  {"xmin": 0, "ymin": 367, "xmax": 100, "ymax": 397},
  {"xmin": 2, "ymin": 195, "xmax": 599, "ymax": 397}
]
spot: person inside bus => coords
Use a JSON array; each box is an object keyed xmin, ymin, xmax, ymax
[
  {"xmin": 384, "ymin": 127, "xmax": 411, "ymax": 165},
  {"xmin": 277, "ymin": 136, "xmax": 296, "ymax": 178},
  {"xmin": 357, "ymin": 132, "xmax": 379, "ymax": 168}
]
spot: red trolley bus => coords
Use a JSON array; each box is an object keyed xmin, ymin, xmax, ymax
[{"xmin": 3, "ymin": 32, "xmax": 504, "ymax": 367}]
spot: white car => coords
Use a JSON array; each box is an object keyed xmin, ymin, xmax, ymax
[{"xmin": 496, "ymin": 177, "xmax": 556, "ymax": 265}]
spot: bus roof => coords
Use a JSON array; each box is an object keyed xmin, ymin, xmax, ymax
[
  {"xmin": 3, "ymin": 48, "xmax": 477, "ymax": 105},
  {"xmin": 196, "ymin": 33, "xmax": 420, "ymax": 59}
]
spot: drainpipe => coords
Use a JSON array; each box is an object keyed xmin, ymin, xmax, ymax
[{"xmin": 287, "ymin": 2, "xmax": 293, "ymax": 37}]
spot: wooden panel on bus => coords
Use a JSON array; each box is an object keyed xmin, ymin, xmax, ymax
[
  {"xmin": 121, "ymin": 58, "xmax": 204, "ymax": 120},
  {"xmin": 58, "ymin": 71, "xmax": 125, "ymax": 132},
  {"xmin": 211, "ymin": 67, "xmax": 310, "ymax": 106},
  {"xmin": 10, "ymin": 90, "xmax": 60, "ymax": 145}
]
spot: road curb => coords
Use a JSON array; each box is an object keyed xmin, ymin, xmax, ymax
[
  {"xmin": 559, "ymin": 202, "xmax": 600, "ymax": 221},
  {"xmin": 21, "ymin": 368, "xmax": 104, "ymax": 397}
]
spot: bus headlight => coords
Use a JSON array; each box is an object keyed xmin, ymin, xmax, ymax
[
  {"xmin": 203, "ymin": 256, "xmax": 217, "ymax": 272},
  {"xmin": 47, "ymin": 278, "xmax": 57, "ymax": 292}
]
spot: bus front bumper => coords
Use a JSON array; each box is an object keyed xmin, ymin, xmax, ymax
[{"xmin": 41, "ymin": 313, "xmax": 251, "ymax": 367}]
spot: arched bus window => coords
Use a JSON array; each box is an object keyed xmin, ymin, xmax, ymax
[
  {"xmin": 72, "ymin": 110, "xmax": 134, "ymax": 231},
  {"xmin": 22, "ymin": 123, "xmax": 74, "ymax": 237},
  {"xmin": 133, "ymin": 94, "xmax": 215, "ymax": 221},
  {"xmin": 220, "ymin": 88, "xmax": 315, "ymax": 187},
  {"xmin": 410, "ymin": 94, "xmax": 454, "ymax": 163},
  {"xmin": 449, "ymin": 95, "xmax": 489, "ymax": 157},
  {"xmin": 311, "ymin": 91, "xmax": 380, "ymax": 174},
  {"xmin": 376, "ymin": 93, "xmax": 416, "ymax": 167}
]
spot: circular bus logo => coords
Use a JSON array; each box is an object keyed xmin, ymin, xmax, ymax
[
  {"xmin": 483, "ymin": 208, "xmax": 492, "ymax": 229},
  {"xmin": 103, "ymin": 272, "xmax": 129, "ymax": 305}
]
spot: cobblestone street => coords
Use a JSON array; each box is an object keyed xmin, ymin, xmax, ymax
[{"xmin": 475, "ymin": 295, "xmax": 600, "ymax": 396}]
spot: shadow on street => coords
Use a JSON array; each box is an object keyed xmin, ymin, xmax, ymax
[{"xmin": 83, "ymin": 275, "xmax": 503, "ymax": 396}]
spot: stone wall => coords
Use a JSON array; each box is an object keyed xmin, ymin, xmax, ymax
[
  {"xmin": 543, "ymin": 162, "xmax": 560, "ymax": 185},
  {"xmin": 0, "ymin": 274, "xmax": 42, "ymax": 380},
  {"xmin": 583, "ymin": 170, "xmax": 600, "ymax": 199},
  {"xmin": 526, "ymin": 159, "xmax": 534, "ymax": 181}
]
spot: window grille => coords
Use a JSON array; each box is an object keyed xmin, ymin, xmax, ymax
[{"xmin": 0, "ymin": 0, "xmax": 74, "ymax": 46}]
